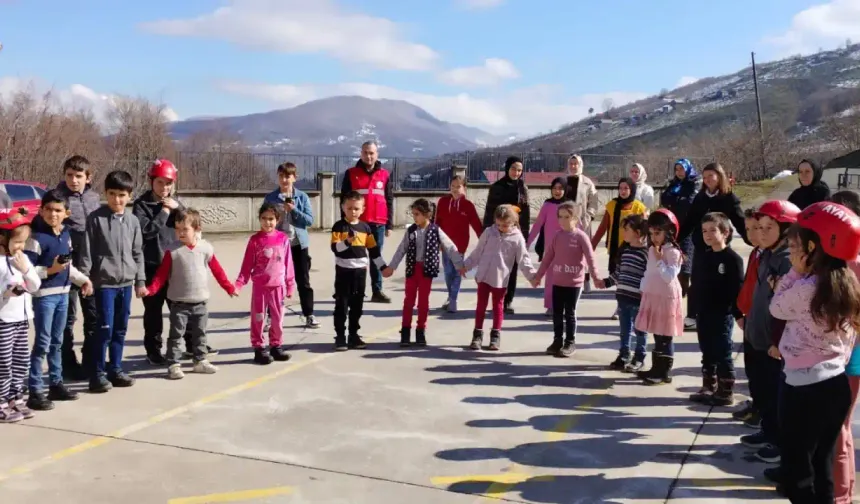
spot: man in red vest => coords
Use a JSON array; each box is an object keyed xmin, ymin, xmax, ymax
[{"xmin": 340, "ymin": 140, "xmax": 394, "ymax": 303}]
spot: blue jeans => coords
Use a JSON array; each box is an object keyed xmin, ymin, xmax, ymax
[
  {"xmin": 617, "ymin": 297, "xmax": 648, "ymax": 360},
  {"xmin": 29, "ymin": 293, "xmax": 70, "ymax": 392},
  {"xmin": 654, "ymin": 335, "xmax": 675, "ymax": 356},
  {"xmin": 443, "ymin": 252, "xmax": 461, "ymax": 302},
  {"xmin": 367, "ymin": 223, "xmax": 386, "ymax": 293},
  {"xmin": 92, "ymin": 286, "xmax": 133, "ymax": 378}
]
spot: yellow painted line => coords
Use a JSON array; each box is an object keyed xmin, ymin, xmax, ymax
[
  {"xmin": 0, "ymin": 325, "xmax": 401, "ymax": 483},
  {"xmin": 683, "ymin": 478, "xmax": 773, "ymax": 490},
  {"xmin": 430, "ymin": 473, "xmax": 553, "ymax": 486},
  {"xmin": 168, "ymin": 486, "xmax": 294, "ymax": 504}
]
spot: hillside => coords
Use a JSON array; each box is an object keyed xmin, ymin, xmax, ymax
[
  {"xmin": 169, "ymin": 96, "xmax": 513, "ymax": 157},
  {"xmin": 506, "ymin": 44, "xmax": 860, "ymax": 158}
]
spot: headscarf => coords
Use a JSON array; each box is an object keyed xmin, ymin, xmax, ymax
[
  {"xmin": 609, "ymin": 177, "xmax": 638, "ymax": 268},
  {"xmin": 501, "ymin": 156, "xmax": 528, "ymax": 210},
  {"xmin": 667, "ymin": 158, "xmax": 698, "ymax": 195},
  {"xmin": 566, "ymin": 154, "xmax": 584, "ymax": 202},
  {"xmin": 545, "ymin": 177, "xmax": 567, "ymax": 204},
  {"xmin": 632, "ymin": 162, "xmax": 647, "ymax": 186},
  {"xmin": 788, "ymin": 159, "xmax": 831, "ymax": 210}
]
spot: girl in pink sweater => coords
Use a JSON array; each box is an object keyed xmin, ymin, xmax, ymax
[
  {"xmin": 769, "ymin": 201, "xmax": 860, "ymax": 503},
  {"xmin": 235, "ymin": 203, "xmax": 297, "ymax": 365},
  {"xmin": 532, "ymin": 202, "xmax": 601, "ymax": 358},
  {"xmin": 463, "ymin": 204, "xmax": 536, "ymax": 351}
]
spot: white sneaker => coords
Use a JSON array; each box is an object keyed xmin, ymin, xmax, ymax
[
  {"xmin": 193, "ymin": 360, "xmax": 218, "ymax": 374},
  {"xmin": 611, "ymin": 307, "xmax": 619, "ymax": 321},
  {"xmin": 167, "ymin": 364, "xmax": 185, "ymax": 380},
  {"xmin": 447, "ymin": 299, "xmax": 458, "ymax": 313},
  {"xmin": 305, "ymin": 315, "xmax": 320, "ymax": 328},
  {"xmin": 684, "ymin": 317, "xmax": 697, "ymax": 330}
]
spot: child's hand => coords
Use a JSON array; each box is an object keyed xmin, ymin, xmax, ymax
[
  {"xmin": 530, "ymin": 278, "xmax": 540, "ymax": 288},
  {"xmin": 382, "ymin": 267, "xmax": 393, "ymax": 278},
  {"xmin": 593, "ymin": 278, "xmax": 605, "ymax": 289},
  {"xmin": 135, "ymin": 286, "xmax": 148, "ymax": 298},
  {"xmin": 10, "ymin": 251, "xmax": 29, "ymax": 273},
  {"xmin": 47, "ymin": 256, "xmax": 69, "ymax": 275},
  {"xmin": 458, "ymin": 267, "xmax": 467, "ymax": 277},
  {"xmin": 767, "ymin": 345, "xmax": 781, "ymax": 360},
  {"xmin": 81, "ymin": 281, "xmax": 94, "ymax": 297}
]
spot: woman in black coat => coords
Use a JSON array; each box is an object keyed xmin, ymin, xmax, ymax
[
  {"xmin": 483, "ymin": 156, "xmax": 530, "ymax": 314},
  {"xmin": 787, "ymin": 159, "xmax": 831, "ymax": 210},
  {"xmin": 677, "ymin": 162, "xmax": 748, "ymax": 331},
  {"xmin": 660, "ymin": 158, "xmax": 701, "ymax": 296}
]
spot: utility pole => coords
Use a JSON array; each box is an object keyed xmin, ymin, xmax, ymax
[{"xmin": 751, "ymin": 51, "xmax": 767, "ymax": 179}]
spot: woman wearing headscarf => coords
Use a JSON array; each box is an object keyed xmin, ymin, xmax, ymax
[
  {"xmin": 788, "ymin": 159, "xmax": 831, "ymax": 210},
  {"xmin": 564, "ymin": 154, "xmax": 599, "ymax": 291},
  {"xmin": 528, "ymin": 177, "xmax": 568, "ymax": 316},
  {"xmin": 483, "ymin": 156, "xmax": 530, "ymax": 314},
  {"xmin": 660, "ymin": 158, "xmax": 701, "ymax": 303},
  {"xmin": 630, "ymin": 163, "xmax": 655, "ymax": 210},
  {"xmin": 591, "ymin": 178, "xmax": 648, "ymax": 276}
]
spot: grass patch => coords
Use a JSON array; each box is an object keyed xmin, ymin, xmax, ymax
[{"xmin": 731, "ymin": 179, "xmax": 783, "ymax": 206}]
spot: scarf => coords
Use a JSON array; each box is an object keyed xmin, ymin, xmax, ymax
[{"xmin": 609, "ymin": 177, "xmax": 637, "ymax": 267}]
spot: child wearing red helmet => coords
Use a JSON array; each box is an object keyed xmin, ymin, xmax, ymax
[
  {"xmin": 132, "ymin": 159, "xmax": 216, "ymax": 365},
  {"xmin": 770, "ymin": 201, "xmax": 860, "ymax": 502},
  {"xmin": 0, "ymin": 210, "xmax": 39, "ymax": 422},
  {"xmin": 634, "ymin": 208, "xmax": 684, "ymax": 385}
]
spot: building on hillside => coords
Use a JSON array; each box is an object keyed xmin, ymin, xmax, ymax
[{"xmin": 826, "ymin": 149, "xmax": 860, "ymax": 189}]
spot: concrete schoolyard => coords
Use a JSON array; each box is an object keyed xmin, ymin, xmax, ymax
[{"xmin": 0, "ymin": 230, "xmax": 822, "ymax": 503}]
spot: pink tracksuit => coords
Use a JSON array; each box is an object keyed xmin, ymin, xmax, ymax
[{"xmin": 235, "ymin": 230, "xmax": 296, "ymax": 348}]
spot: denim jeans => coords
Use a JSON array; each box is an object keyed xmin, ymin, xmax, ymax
[
  {"xmin": 696, "ymin": 313, "xmax": 736, "ymax": 379},
  {"xmin": 617, "ymin": 297, "xmax": 648, "ymax": 360},
  {"xmin": 442, "ymin": 252, "xmax": 461, "ymax": 303},
  {"xmin": 92, "ymin": 286, "xmax": 133, "ymax": 378},
  {"xmin": 29, "ymin": 293, "xmax": 70, "ymax": 392},
  {"xmin": 367, "ymin": 223, "xmax": 386, "ymax": 294},
  {"xmin": 654, "ymin": 335, "xmax": 675, "ymax": 357}
]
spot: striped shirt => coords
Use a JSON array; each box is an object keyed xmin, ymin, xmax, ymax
[
  {"xmin": 330, "ymin": 219, "xmax": 387, "ymax": 270},
  {"xmin": 604, "ymin": 244, "xmax": 648, "ymax": 301}
]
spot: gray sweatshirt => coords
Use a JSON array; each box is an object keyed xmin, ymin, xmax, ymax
[
  {"xmin": 744, "ymin": 244, "xmax": 792, "ymax": 351},
  {"xmin": 78, "ymin": 205, "xmax": 146, "ymax": 289}
]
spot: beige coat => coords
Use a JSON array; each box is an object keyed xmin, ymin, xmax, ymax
[{"xmin": 566, "ymin": 174, "xmax": 599, "ymax": 238}]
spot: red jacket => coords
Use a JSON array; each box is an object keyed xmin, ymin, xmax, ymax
[
  {"xmin": 736, "ymin": 247, "xmax": 760, "ymax": 316},
  {"xmin": 434, "ymin": 195, "xmax": 482, "ymax": 253},
  {"xmin": 342, "ymin": 163, "xmax": 392, "ymax": 227}
]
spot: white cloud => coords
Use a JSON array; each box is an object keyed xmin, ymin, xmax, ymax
[
  {"xmin": 675, "ymin": 76, "xmax": 699, "ymax": 88},
  {"xmin": 218, "ymin": 80, "xmax": 646, "ymax": 135},
  {"xmin": 138, "ymin": 0, "xmax": 439, "ymax": 72},
  {"xmin": 0, "ymin": 77, "xmax": 180, "ymax": 125},
  {"xmin": 438, "ymin": 58, "xmax": 519, "ymax": 87},
  {"xmin": 455, "ymin": 0, "xmax": 505, "ymax": 9},
  {"xmin": 764, "ymin": 0, "xmax": 860, "ymax": 56}
]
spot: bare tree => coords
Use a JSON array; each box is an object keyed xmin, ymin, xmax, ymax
[
  {"xmin": 178, "ymin": 128, "xmax": 269, "ymax": 190},
  {"xmin": 602, "ymin": 98, "xmax": 615, "ymax": 113},
  {"xmin": 823, "ymin": 115, "xmax": 860, "ymax": 152},
  {"xmin": 104, "ymin": 96, "xmax": 175, "ymax": 190},
  {"xmin": 588, "ymin": 107, "xmax": 594, "ymax": 115}
]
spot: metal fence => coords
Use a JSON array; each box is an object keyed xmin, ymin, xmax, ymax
[{"xmin": 0, "ymin": 151, "xmax": 717, "ymax": 193}]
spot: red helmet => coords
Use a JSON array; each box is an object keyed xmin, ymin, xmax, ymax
[
  {"xmin": 755, "ymin": 200, "xmax": 801, "ymax": 223},
  {"xmin": 0, "ymin": 208, "xmax": 34, "ymax": 231},
  {"xmin": 653, "ymin": 208, "xmax": 679, "ymax": 235},
  {"xmin": 797, "ymin": 202, "xmax": 860, "ymax": 261},
  {"xmin": 149, "ymin": 159, "xmax": 177, "ymax": 181}
]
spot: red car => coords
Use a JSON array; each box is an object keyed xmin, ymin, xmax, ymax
[{"xmin": 0, "ymin": 180, "xmax": 47, "ymax": 217}]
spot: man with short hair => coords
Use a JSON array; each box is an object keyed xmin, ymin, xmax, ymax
[{"xmin": 339, "ymin": 141, "xmax": 394, "ymax": 303}]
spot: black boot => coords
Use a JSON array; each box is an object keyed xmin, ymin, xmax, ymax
[
  {"xmin": 689, "ymin": 370, "xmax": 717, "ymax": 403},
  {"xmin": 254, "ymin": 347, "xmax": 274, "ymax": 365},
  {"xmin": 270, "ymin": 346, "xmax": 291, "ymax": 362},
  {"xmin": 488, "ymin": 330, "xmax": 501, "ymax": 351},
  {"xmin": 62, "ymin": 353, "xmax": 88, "ymax": 381},
  {"xmin": 415, "ymin": 328, "xmax": 427, "ymax": 347},
  {"xmin": 643, "ymin": 355, "xmax": 673, "ymax": 385},
  {"xmin": 546, "ymin": 338, "xmax": 563, "ymax": 355},
  {"xmin": 636, "ymin": 352, "xmax": 661, "ymax": 379},
  {"xmin": 469, "ymin": 329, "xmax": 483, "ymax": 350},
  {"xmin": 399, "ymin": 327, "xmax": 411, "ymax": 348},
  {"xmin": 710, "ymin": 378, "xmax": 736, "ymax": 407}
]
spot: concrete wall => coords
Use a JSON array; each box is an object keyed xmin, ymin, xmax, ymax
[{"xmin": 180, "ymin": 172, "xmax": 664, "ymax": 232}]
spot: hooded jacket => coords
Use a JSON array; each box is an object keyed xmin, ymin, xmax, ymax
[
  {"xmin": 678, "ymin": 189, "xmax": 748, "ymax": 250},
  {"xmin": 632, "ymin": 163, "xmax": 655, "ymax": 210},
  {"xmin": 788, "ymin": 163, "xmax": 831, "ymax": 210},
  {"xmin": 132, "ymin": 190, "xmax": 183, "ymax": 278},
  {"xmin": 745, "ymin": 244, "xmax": 792, "ymax": 351}
]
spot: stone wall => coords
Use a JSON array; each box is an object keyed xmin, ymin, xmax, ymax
[{"xmin": 180, "ymin": 172, "xmax": 664, "ymax": 232}]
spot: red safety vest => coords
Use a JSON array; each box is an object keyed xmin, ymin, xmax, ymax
[{"xmin": 347, "ymin": 165, "xmax": 390, "ymax": 225}]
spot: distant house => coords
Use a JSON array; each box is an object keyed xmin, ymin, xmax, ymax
[
  {"xmin": 825, "ymin": 149, "xmax": 860, "ymax": 189},
  {"xmin": 660, "ymin": 104, "xmax": 675, "ymax": 113}
]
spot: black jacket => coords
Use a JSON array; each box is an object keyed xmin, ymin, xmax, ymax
[
  {"xmin": 131, "ymin": 190, "xmax": 183, "ymax": 277},
  {"xmin": 678, "ymin": 191, "xmax": 749, "ymax": 250},
  {"xmin": 483, "ymin": 176, "xmax": 530, "ymax": 237},
  {"xmin": 788, "ymin": 165, "xmax": 831, "ymax": 210}
]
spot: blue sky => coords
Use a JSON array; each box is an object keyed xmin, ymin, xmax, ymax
[{"xmin": 1, "ymin": 0, "xmax": 858, "ymax": 135}]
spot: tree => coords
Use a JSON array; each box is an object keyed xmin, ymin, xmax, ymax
[
  {"xmin": 588, "ymin": 107, "xmax": 594, "ymax": 115},
  {"xmin": 104, "ymin": 96, "xmax": 175, "ymax": 191},
  {"xmin": 823, "ymin": 115, "xmax": 860, "ymax": 152},
  {"xmin": 659, "ymin": 88, "xmax": 669, "ymax": 98},
  {"xmin": 180, "ymin": 128, "xmax": 269, "ymax": 190},
  {"xmin": 602, "ymin": 98, "xmax": 615, "ymax": 113}
]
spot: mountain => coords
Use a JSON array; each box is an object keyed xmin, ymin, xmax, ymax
[
  {"xmin": 170, "ymin": 96, "xmax": 513, "ymax": 157},
  {"xmin": 505, "ymin": 43, "xmax": 860, "ymax": 160}
]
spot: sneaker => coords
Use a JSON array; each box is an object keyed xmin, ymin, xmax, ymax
[
  {"xmin": 469, "ymin": 329, "xmax": 483, "ymax": 350},
  {"xmin": 546, "ymin": 340, "xmax": 563, "ymax": 355},
  {"xmin": 167, "ymin": 364, "xmax": 185, "ymax": 380},
  {"xmin": 62, "ymin": 360, "xmax": 88, "ymax": 382},
  {"xmin": 743, "ymin": 410, "xmax": 762, "ymax": 429},
  {"xmin": 108, "ymin": 372, "xmax": 135, "ymax": 388},
  {"xmin": 557, "ymin": 341, "xmax": 575, "ymax": 358},
  {"xmin": 610, "ymin": 308, "xmax": 619, "ymax": 321},
  {"xmin": 731, "ymin": 400, "xmax": 755, "ymax": 421},
  {"xmin": 370, "ymin": 292, "xmax": 391, "ymax": 303},
  {"xmin": 624, "ymin": 358, "xmax": 645, "ymax": 373},
  {"xmin": 192, "ymin": 360, "xmax": 218, "ymax": 374},
  {"xmin": 488, "ymin": 330, "xmax": 501, "ymax": 351},
  {"xmin": 763, "ymin": 466, "xmax": 782, "ymax": 483},
  {"xmin": 755, "ymin": 444, "xmax": 781, "ymax": 464},
  {"xmin": 26, "ymin": 392, "xmax": 54, "ymax": 411},
  {"xmin": 305, "ymin": 315, "xmax": 321, "ymax": 329},
  {"xmin": 334, "ymin": 338, "xmax": 348, "ymax": 352},
  {"xmin": 146, "ymin": 352, "xmax": 167, "ymax": 366},
  {"xmin": 88, "ymin": 376, "xmax": 113, "ymax": 394},
  {"xmin": 740, "ymin": 431, "xmax": 769, "ymax": 449},
  {"xmin": 206, "ymin": 346, "xmax": 219, "ymax": 356},
  {"xmin": 270, "ymin": 346, "xmax": 291, "ymax": 361},
  {"xmin": 503, "ymin": 304, "xmax": 514, "ymax": 315},
  {"xmin": 440, "ymin": 300, "xmax": 450, "ymax": 312},
  {"xmin": 683, "ymin": 317, "xmax": 697, "ymax": 330},
  {"xmin": 11, "ymin": 400, "xmax": 34, "ymax": 419},
  {"xmin": 254, "ymin": 347, "xmax": 274, "ymax": 364},
  {"xmin": 0, "ymin": 405, "xmax": 24, "ymax": 423},
  {"xmin": 447, "ymin": 299, "xmax": 458, "ymax": 313},
  {"xmin": 609, "ymin": 355, "xmax": 628, "ymax": 370},
  {"xmin": 348, "ymin": 337, "xmax": 368, "ymax": 349},
  {"xmin": 48, "ymin": 383, "xmax": 79, "ymax": 401}
]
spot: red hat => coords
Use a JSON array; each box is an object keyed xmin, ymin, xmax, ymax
[
  {"xmin": 653, "ymin": 208, "xmax": 679, "ymax": 235},
  {"xmin": 797, "ymin": 202, "xmax": 860, "ymax": 261},
  {"xmin": 149, "ymin": 159, "xmax": 177, "ymax": 181},
  {"xmin": 0, "ymin": 207, "xmax": 34, "ymax": 231},
  {"xmin": 755, "ymin": 200, "xmax": 801, "ymax": 224}
]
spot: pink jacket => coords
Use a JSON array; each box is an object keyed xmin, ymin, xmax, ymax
[
  {"xmin": 235, "ymin": 230, "xmax": 296, "ymax": 295},
  {"xmin": 526, "ymin": 201, "xmax": 585, "ymax": 250},
  {"xmin": 464, "ymin": 225, "xmax": 536, "ymax": 289},
  {"xmin": 535, "ymin": 229, "xmax": 599, "ymax": 287},
  {"xmin": 771, "ymin": 268, "xmax": 854, "ymax": 374},
  {"xmin": 639, "ymin": 245, "xmax": 683, "ymax": 299}
]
